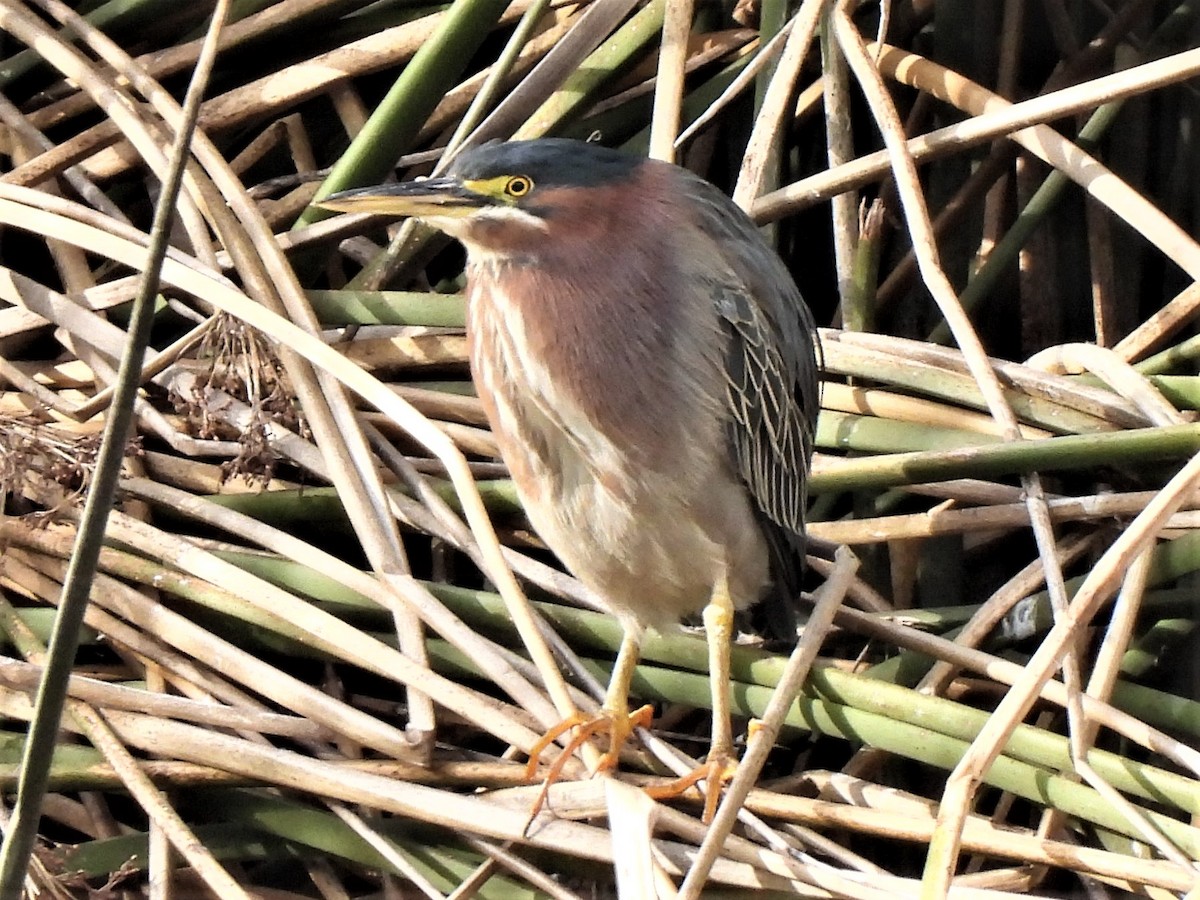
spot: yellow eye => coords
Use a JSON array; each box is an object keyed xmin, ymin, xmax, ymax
[{"xmin": 505, "ymin": 175, "xmax": 533, "ymax": 198}]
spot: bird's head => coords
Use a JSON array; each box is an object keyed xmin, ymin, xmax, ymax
[{"xmin": 315, "ymin": 139, "xmax": 646, "ymax": 256}]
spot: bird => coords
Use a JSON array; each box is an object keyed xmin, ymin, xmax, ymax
[{"xmin": 318, "ymin": 138, "xmax": 820, "ymax": 822}]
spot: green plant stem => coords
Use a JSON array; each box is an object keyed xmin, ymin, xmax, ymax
[
  {"xmin": 817, "ymin": 409, "xmax": 1000, "ymax": 453},
  {"xmin": 198, "ymin": 480, "xmax": 522, "ymax": 523},
  {"xmin": 307, "ymin": 289, "xmax": 466, "ymax": 327},
  {"xmin": 844, "ymin": 201, "xmax": 884, "ymax": 333},
  {"xmin": 810, "ymin": 422, "xmax": 1200, "ymax": 492}
]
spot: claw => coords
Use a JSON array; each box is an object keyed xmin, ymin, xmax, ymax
[
  {"xmin": 523, "ymin": 704, "xmax": 654, "ymax": 826},
  {"xmin": 646, "ymin": 749, "xmax": 738, "ymax": 824}
]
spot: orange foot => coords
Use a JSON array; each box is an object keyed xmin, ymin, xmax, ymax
[
  {"xmin": 646, "ymin": 748, "xmax": 738, "ymax": 824},
  {"xmin": 524, "ymin": 704, "xmax": 654, "ymax": 822}
]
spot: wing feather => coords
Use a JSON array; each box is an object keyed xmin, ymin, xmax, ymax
[{"xmin": 683, "ymin": 173, "xmax": 821, "ymax": 589}]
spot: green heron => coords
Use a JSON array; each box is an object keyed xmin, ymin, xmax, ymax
[{"xmin": 319, "ymin": 138, "xmax": 820, "ymax": 820}]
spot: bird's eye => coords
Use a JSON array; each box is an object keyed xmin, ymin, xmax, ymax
[{"xmin": 505, "ymin": 175, "xmax": 533, "ymax": 198}]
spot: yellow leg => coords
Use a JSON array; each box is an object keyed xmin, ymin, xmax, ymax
[
  {"xmin": 646, "ymin": 572, "xmax": 739, "ymax": 823},
  {"xmin": 704, "ymin": 573, "xmax": 735, "ymax": 766},
  {"xmin": 701, "ymin": 571, "xmax": 738, "ymax": 822},
  {"xmin": 605, "ymin": 628, "xmax": 641, "ymax": 718},
  {"xmin": 597, "ymin": 624, "xmax": 652, "ymax": 769},
  {"xmin": 523, "ymin": 625, "xmax": 653, "ymax": 823}
]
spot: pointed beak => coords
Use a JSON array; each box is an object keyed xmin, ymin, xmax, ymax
[{"xmin": 315, "ymin": 178, "xmax": 495, "ymax": 218}]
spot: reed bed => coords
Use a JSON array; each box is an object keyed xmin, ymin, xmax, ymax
[{"xmin": 0, "ymin": 1, "xmax": 1199, "ymax": 897}]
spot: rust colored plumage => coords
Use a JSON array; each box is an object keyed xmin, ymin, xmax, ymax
[
  {"xmin": 464, "ymin": 163, "xmax": 777, "ymax": 630},
  {"xmin": 318, "ymin": 138, "xmax": 820, "ymax": 821}
]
